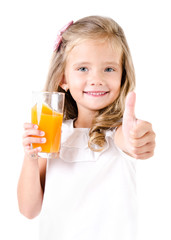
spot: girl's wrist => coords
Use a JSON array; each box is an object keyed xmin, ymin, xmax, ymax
[{"xmin": 24, "ymin": 153, "xmax": 39, "ymax": 165}]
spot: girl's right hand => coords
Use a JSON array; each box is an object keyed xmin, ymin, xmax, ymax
[{"xmin": 22, "ymin": 123, "xmax": 46, "ymax": 159}]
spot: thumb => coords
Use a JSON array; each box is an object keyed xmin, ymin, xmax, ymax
[{"xmin": 123, "ymin": 91, "xmax": 136, "ymax": 122}]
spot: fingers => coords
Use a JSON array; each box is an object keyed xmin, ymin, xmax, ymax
[
  {"xmin": 23, "ymin": 136, "xmax": 46, "ymax": 146},
  {"xmin": 128, "ymin": 120, "xmax": 156, "ymax": 160},
  {"xmin": 123, "ymin": 92, "xmax": 136, "ymax": 121},
  {"xmin": 132, "ymin": 151, "xmax": 155, "ymax": 160},
  {"xmin": 129, "ymin": 140, "xmax": 155, "ymax": 159},
  {"xmin": 122, "ymin": 92, "xmax": 137, "ymax": 139},
  {"xmin": 130, "ymin": 142, "xmax": 155, "ymax": 158},
  {"xmin": 130, "ymin": 131, "xmax": 156, "ymax": 148},
  {"xmin": 122, "ymin": 92, "xmax": 156, "ymax": 160},
  {"xmin": 23, "ymin": 123, "xmax": 38, "ymax": 130},
  {"xmin": 23, "ymin": 129, "xmax": 45, "ymax": 139},
  {"xmin": 130, "ymin": 120, "xmax": 153, "ymax": 138},
  {"xmin": 22, "ymin": 122, "xmax": 46, "ymax": 159}
]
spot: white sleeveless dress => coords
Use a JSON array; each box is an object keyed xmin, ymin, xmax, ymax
[{"xmin": 39, "ymin": 120, "xmax": 137, "ymax": 240}]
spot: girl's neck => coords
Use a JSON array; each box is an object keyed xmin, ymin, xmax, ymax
[
  {"xmin": 73, "ymin": 118, "xmax": 92, "ymax": 128},
  {"xmin": 74, "ymin": 112, "xmax": 97, "ymax": 128}
]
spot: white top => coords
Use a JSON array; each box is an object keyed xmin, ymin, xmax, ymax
[{"xmin": 39, "ymin": 120, "xmax": 137, "ymax": 240}]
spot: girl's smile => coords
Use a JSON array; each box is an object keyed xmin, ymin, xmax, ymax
[{"xmin": 83, "ymin": 91, "xmax": 109, "ymax": 97}]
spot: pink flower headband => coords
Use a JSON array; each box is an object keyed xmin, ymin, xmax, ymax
[{"xmin": 53, "ymin": 20, "xmax": 74, "ymax": 52}]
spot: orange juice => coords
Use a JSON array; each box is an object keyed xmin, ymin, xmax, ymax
[{"xmin": 31, "ymin": 103, "xmax": 63, "ymax": 153}]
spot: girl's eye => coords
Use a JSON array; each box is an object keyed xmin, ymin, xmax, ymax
[
  {"xmin": 78, "ymin": 67, "xmax": 88, "ymax": 72},
  {"xmin": 105, "ymin": 67, "xmax": 115, "ymax": 72}
]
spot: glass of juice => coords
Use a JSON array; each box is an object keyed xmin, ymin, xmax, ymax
[{"xmin": 31, "ymin": 91, "xmax": 65, "ymax": 158}]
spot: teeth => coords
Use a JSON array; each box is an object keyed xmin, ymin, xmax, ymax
[
  {"xmin": 91, "ymin": 93, "xmax": 103, "ymax": 95},
  {"xmin": 86, "ymin": 92, "xmax": 106, "ymax": 96}
]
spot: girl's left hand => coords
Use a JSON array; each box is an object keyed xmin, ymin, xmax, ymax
[{"xmin": 122, "ymin": 92, "xmax": 156, "ymax": 159}]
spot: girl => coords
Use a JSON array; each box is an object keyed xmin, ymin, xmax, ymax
[{"xmin": 18, "ymin": 16, "xmax": 156, "ymax": 240}]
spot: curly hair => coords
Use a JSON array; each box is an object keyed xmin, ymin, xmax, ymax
[{"xmin": 44, "ymin": 15, "xmax": 135, "ymax": 151}]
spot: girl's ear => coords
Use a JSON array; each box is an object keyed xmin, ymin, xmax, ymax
[{"xmin": 59, "ymin": 76, "xmax": 69, "ymax": 92}]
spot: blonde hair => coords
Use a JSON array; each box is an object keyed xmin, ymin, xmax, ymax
[{"xmin": 44, "ymin": 15, "xmax": 135, "ymax": 151}]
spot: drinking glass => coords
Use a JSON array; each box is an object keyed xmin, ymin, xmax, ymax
[{"xmin": 31, "ymin": 91, "xmax": 65, "ymax": 158}]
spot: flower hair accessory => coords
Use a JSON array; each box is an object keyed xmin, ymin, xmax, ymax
[{"xmin": 53, "ymin": 20, "xmax": 73, "ymax": 52}]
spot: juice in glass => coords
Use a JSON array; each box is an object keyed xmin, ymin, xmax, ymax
[
  {"xmin": 31, "ymin": 103, "xmax": 63, "ymax": 153},
  {"xmin": 31, "ymin": 92, "xmax": 65, "ymax": 158}
]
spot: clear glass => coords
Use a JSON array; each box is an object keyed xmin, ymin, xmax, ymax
[{"xmin": 31, "ymin": 91, "xmax": 65, "ymax": 158}]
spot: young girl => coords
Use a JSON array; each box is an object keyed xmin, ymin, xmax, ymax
[{"xmin": 18, "ymin": 16, "xmax": 156, "ymax": 240}]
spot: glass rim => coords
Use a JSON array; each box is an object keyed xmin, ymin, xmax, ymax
[{"xmin": 32, "ymin": 91, "xmax": 65, "ymax": 96}]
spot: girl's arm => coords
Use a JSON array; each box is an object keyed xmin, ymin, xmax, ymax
[
  {"xmin": 114, "ymin": 92, "xmax": 156, "ymax": 160},
  {"xmin": 17, "ymin": 123, "xmax": 47, "ymax": 219}
]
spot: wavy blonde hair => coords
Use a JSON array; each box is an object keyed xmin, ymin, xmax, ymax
[{"xmin": 44, "ymin": 15, "xmax": 135, "ymax": 151}]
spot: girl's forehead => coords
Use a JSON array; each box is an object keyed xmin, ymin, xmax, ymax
[
  {"xmin": 67, "ymin": 38, "xmax": 123, "ymax": 62},
  {"xmin": 72, "ymin": 38, "xmax": 121, "ymax": 50}
]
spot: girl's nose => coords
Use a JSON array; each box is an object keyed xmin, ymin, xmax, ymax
[{"xmin": 88, "ymin": 71, "xmax": 104, "ymax": 86}]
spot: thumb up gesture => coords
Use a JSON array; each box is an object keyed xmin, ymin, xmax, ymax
[{"xmin": 115, "ymin": 92, "xmax": 156, "ymax": 159}]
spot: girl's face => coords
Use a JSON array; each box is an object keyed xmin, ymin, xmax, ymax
[{"xmin": 62, "ymin": 39, "xmax": 122, "ymax": 117}]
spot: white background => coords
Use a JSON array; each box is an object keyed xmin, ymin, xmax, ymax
[{"xmin": 0, "ymin": 0, "xmax": 171, "ymax": 239}]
